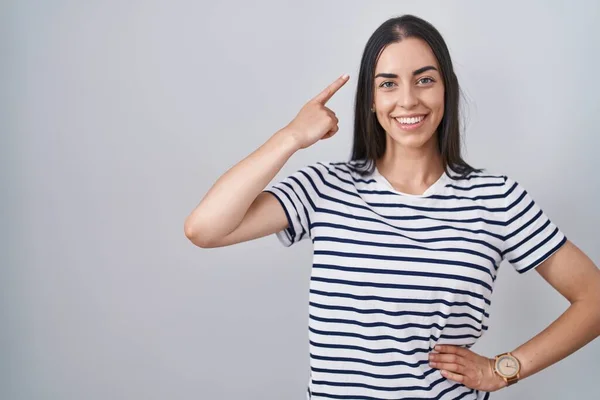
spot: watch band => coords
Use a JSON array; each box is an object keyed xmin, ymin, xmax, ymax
[{"xmin": 506, "ymin": 374, "xmax": 519, "ymax": 386}]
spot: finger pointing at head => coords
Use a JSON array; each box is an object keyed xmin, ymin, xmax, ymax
[{"xmin": 312, "ymin": 74, "xmax": 350, "ymax": 105}]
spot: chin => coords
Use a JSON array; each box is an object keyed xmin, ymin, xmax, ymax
[{"xmin": 388, "ymin": 129, "xmax": 437, "ymax": 150}]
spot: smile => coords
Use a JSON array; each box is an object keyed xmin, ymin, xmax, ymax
[{"xmin": 394, "ymin": 114, "xmax": 428, "ymax": 130}]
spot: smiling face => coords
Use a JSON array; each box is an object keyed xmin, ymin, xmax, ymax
[{"xmin": 373, "ymin": 37, "xmax": 445, "ymax": 150}]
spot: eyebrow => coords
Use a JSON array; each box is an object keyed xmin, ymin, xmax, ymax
[{"xmin": 374, "ymin": 65, "xmax": 438, "ymax": 79}]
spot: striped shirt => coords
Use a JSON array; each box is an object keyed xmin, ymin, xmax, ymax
[{"xmin": 263, "ymin": 160, "xmax": 566, "ymax": 400}]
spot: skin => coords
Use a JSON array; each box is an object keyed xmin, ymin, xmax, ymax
[{"xmin": 373, "ymin": 38, "xmax": 600, "ymax": 392}]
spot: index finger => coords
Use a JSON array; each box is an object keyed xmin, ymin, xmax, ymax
[
  {"xmin": 311, "ymin": 74, "xmax": 350, "ymax": 104},
  {"xmin": 434, "ymin": 345, "xmax": 471, "ymax": 358}
]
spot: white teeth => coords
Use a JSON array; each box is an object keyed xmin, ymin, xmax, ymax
[{"xmin": 395, "ymin": 115, "xmax": 425, "ymax": 125}]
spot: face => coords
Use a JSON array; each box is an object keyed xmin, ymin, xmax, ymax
[{"xmin": 372, "ymin": 37, "xmax": 445, "ymax": 150}]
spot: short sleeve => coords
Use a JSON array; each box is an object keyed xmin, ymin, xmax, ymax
[
  {"xmin": 262, "ymin": 162, "xmax": 327, "ymax": 247},
  {"xmin": 502, "ymin": 176, "xmax": 567, "ymax": 273}
]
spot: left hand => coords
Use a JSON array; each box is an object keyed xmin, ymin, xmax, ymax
[{"xmin": 429, "ymin": 345, "xmax": 507, "ymax": 392}]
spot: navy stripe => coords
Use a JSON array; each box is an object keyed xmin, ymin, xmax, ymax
[
  {"xmin": 313, "ymin": 263, "xmax": 493, "ymax": 293},
  {"xmin": 312, "ymin": 222, "xmax": 502, "ymax": 257},
  {"xmin": 445, "ymin": 182, "xmax": 505, "ymax": 190},
  {"xmin": 310, "ymin": 353, "xmax": 429, "ymax": 368},
  {"xmin": 309, "ymin": 340, "xmax": 431, "ymax": 356},
  {"xmin": 450, "ymin": 174, "xmax": 505, "ymax": 181},
  {"xmin": 311, "ymin": 366, "xmax": 438, "ymax": 380},
  {"xmin": 309, "ymin": 302, "xmax": 485, "ymax": 325},
  {"xmin": 359, "ymin": 186, "xmax": 526, "ymax": 217},
  {"xmin": 318, "ymin": 207, "xmax": 506, "ymax": 239},
  {"xmin": 314, "ymin": 236, "xmax": 498, "ymax": 270},
  {"xmin": 314, "ymin": 250, "xmax": 495, "ymax": 280},
  {"xmin": 330, "ymin": 161, "xmax": 371, "ymax": 174},
  {"xmin": 310, "ymin": 379, "xmax": 463, "ymax": 398},
  {"xmin": 427, "ymin": 181, "xmax": 517, "ymax": 201},
  {"xmin": 310, "ymin": 276, "xmax": 491, "ymax": 305},
  {"xmin": 456, "ymin": 389, "xmax": 477, "ymax": 399},
  {"xmin": 310, "ymin": 288, "xmax": 488, "ymax": 316},
  {"xmin": 440, "ymin": 332, "xmax": 482, "ymax": 340},
  {"xmin": 309, "ymin": 326, "xmax": 447, "ymax": 344},
  {"xmin": 309, "ymin": 314, "xmax": 483, "ymax": 335}
]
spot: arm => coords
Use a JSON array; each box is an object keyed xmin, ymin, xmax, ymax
[
  {"xmin": 510, "ymin": 240, "xmax": 600, "ymax": 380},
  {"xmin": 430, "ymin": 240, "xmax": 600, "ymax": 391},
  {"xmin": 184, "ymin": 74, "xmax": 349, "ymax": 248},
  {"xmin": 184, "ymin": 129, "xmax": 299, "ymax": 248}
]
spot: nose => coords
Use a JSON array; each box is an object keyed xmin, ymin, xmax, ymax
[{"xmin": 399, "ymin": 85, "xmax": 419, "ymax": 109}]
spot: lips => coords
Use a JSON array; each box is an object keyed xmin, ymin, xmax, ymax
[
  {"xmin": 393, "ymin": 114, "xmax": 428, "ymax": 131},
  {"xmin": 395, "ymin": 115, "xmax": 426, "ymax": 125}
]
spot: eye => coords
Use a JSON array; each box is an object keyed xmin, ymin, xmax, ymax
[
  {"xmin": 417, "ymin": 77, "xmax": 435, "ymax": 85},
  {"xmin": 379, "ymin": 81, "xmax": 396, "ymax": 89}
]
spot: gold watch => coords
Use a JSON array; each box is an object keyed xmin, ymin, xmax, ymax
[{"xmin": 493, "ymin": 352, "xmax": 521, "ymax": 386}]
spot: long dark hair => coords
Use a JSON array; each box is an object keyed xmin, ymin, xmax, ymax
[{"xmin": 351, "ymin": 14, "xmax": 480, "ymax": 177}]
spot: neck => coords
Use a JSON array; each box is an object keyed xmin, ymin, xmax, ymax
[{"xmin": 376, "ymin": 136, "xmax": 444, "ymax": 187}]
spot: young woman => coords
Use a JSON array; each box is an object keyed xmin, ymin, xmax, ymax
[{"xmin": 184, "ymin": 15, "xmax": 600, "ymax": 399}]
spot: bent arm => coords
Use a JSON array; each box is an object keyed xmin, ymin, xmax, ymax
[
  {"xmin": 511, "ymin": 240, "xmax": 600, "ymax": 380},
  {"xmin": 184, "ymin": 128, "xmax": 299, "ymax": 247}
]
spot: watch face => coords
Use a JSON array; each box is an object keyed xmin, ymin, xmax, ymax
[{"xmin": 496, "ymin": 355, "xmax": 520, "ymax": 378}]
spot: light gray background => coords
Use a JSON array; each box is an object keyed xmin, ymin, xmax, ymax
[{"xmin": 2, "ymin": 0, "xmax": 599, "ymax": 399}]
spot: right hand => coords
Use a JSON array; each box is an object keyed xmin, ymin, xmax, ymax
[{"xmin": 284, "ymin": 74, "xmax": 350, "ymax": 150}]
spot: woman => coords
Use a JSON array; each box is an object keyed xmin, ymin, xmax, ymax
[{"xmin": 184, "ymin": 15, "xmax": 600, "ymax": 399}]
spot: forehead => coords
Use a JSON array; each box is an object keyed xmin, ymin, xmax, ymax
[{"xmin": 374, "ymin": 37, "xmax": 439, "ymax": 74}]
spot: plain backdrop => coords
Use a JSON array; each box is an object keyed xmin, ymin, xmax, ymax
[{"xmin": 2, "ymin": 0, "xmax": 599, "ymax": 399}]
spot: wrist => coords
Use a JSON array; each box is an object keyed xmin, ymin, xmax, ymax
[
  {"xmin": 272, "ymin": 127, "xmax": 302, "ymax": 154},
  {"xmin": 487, "ymin": 358, "xmax": 508, "ymax": 391},
  {"xmin": 491, "ymin": 352, "xmax": 522, "ymax": 389}
]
